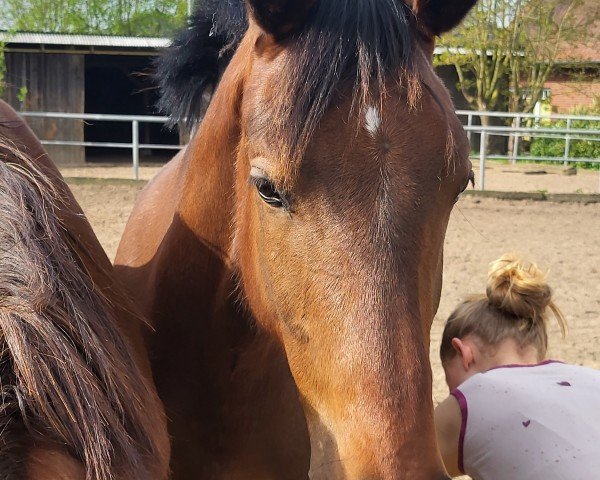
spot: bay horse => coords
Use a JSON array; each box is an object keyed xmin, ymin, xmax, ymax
[
  {"xmin": 116, "ymin": 0, "xmax": 477, "ymax": 478},
  {"xmin": 0, "ymin": 101, "xmax": 170, "ymax": 480}
]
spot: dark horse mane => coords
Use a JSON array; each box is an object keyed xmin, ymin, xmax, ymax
[
  {"xmin": 155, "ymin": 0, "xmax": 247, "ymax": 129},
  {"xmin": 156, "ymin": 0, "xmax": 417, "ymax": 160},
  {"xmin": 0, "ymin": 142, "xmax": 161, "ymax": 479}
]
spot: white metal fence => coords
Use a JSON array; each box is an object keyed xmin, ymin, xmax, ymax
[
  {"xmin": 20, "ymin": 111, "xmax": 183, "ymax": 180},
  {"xmin": 458, "ymin": 110, "xmax": 600, "ymax": 191},
  {"xmin": 20, "ymin": 110, "xmax": 600, "ymax": 190}
]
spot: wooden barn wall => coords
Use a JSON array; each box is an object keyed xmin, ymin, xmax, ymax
[{"xmin": 4, "ymin": 52, "xmax": 85, "ymax": 165}]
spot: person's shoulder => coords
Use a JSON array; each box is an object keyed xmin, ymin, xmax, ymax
[
  {"xmin": 436, "ymin": 395, "xmax": 462, "ymax": 432},
  {"xmin": 461, "ymin": 361, "xmax": 600, "ymax": 398},
  {"xmin": 435, "ymin": 395, "xmax": 463, "ymax": 477},
  {"xmin": 556, "ymin": 361, "xmax": 600, "ymax": 374},
  {"xmin": 454, "ymin": 370, "xmax": 494, "ymax": 393},
  {"xmin": 553, "ymin": 362, "xmax": 600, "ymax": 383}
]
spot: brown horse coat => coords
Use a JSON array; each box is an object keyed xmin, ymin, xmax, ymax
[
  {"xmin": 117, "ymin": 1, "xmax": 477, "ymax": 478},
  {"xmin": 0, "ymin": 101, "xmax": 170, "ymax": 480}
]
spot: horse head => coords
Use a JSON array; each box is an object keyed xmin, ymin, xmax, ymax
[
  {"xmin": 232, "ymin": 1, "xmax": 474, "ymax": 477},
  {"xmin": 153, "ymin": 0, "xmax": 476, "ymax": 477}
]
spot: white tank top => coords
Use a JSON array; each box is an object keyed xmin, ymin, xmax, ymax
[{"xmin": 452, "ymin": 361, "xmax": 600, "ymax": 480}]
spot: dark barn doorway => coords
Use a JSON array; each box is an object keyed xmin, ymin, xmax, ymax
[{"xmin": 84, "ymin": 55, "xmax": 178, "ymax": 163}]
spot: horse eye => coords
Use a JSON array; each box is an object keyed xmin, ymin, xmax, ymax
[{"xmin": 254, "ymin": 178, "xmax": 286, "ymax": 208}]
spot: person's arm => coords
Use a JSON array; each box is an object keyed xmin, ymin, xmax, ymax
[{"xmin": 434, "ymin": 395, "xmax": 463, "ymax": 477}]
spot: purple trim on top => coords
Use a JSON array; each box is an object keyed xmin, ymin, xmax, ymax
[
  {"xmin": 450, "ymin": 388, "xmax": 468, "ymax": 475},
  {"xmin": 487, "ymin": 359, "xmax": 564, "ymax": 372}
]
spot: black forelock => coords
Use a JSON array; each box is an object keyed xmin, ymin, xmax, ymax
[
  {"xmin": 157, "ymin": 0, "xmax": 417, "ymax": 154},
  {"xmin": 274, "ymin": 0, "xmax": 416, "ymax": 161},
  {"xmin": 154, "ymin": 0, "xmax": 247, "ymax": 130}
]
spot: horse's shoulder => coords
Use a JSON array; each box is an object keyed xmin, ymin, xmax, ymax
[
  {"xmin": 114, "ymin": 148, "xmax": 188, "ymax": 316},
  {"xmin": 116, "ymin": 149, "xmax": 185, "ymax": 263}
]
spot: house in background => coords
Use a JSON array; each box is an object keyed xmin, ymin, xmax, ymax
[{"xmin": 543, "ymin": 0, "xmax": 600, "ymax": 113}]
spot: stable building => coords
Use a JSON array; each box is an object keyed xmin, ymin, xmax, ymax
[{"xmin": 1, "ymin": 33, "xmax": 178, "ymax": 164}]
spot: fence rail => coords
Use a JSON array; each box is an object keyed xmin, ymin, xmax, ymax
[
  {"xmin": 20, "ymin": 111, "xmax": 183, "ymax": 180},
  {"xmin": 456, "ymin": 110, "xmax": 600, "ymax": 122},
  {"xmin": 20, "ymin": 110, "xmax": 600, "ymax": 190},
  {"xmin": 458, "ymin": 110, "xmax": 600, "ymax": 192}
]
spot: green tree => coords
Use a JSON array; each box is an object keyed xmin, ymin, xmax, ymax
[
  {"xmin": 0, "ymin": 41, "xmax": 6, "ymax": 97},
  {"xmin": 1, "ymin": 0, "xmax": 188, "ymax": 37},
  {"xmin": 506, "ymin": 0, "xmax": 583, "ymax": 114},
  {"xmin": 436, "ymin": 0, "xmax": 511, "ymax": 119},
  {"xmin": 436, "ymin": 0, "xmax": 591, "ymax": 121},
  {"xmin": 0, "ymin": 25, "xmax": 17, "ymax": 97}
]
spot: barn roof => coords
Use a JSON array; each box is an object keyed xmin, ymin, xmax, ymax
[{"xmin": 0, "ymin": 32, "xmax": 171, "ymax": 54}]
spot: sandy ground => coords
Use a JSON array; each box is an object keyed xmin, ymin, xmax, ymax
[
  {"xmin": 69, "ymin": 175, "xmax": 600, "ymax": 403},
  {"xmin": 472, "ymin": 162, "xmax": 600, "ymax": 194},
  {"xmin": 69, "ymin": 182, "xmax": 146, "ymax": 259},
  {"xmin": 68, "ymin": 173, "xmax": 599, "ymax": 480},
  {"xmin": 63, "ymin": 163, "xmax": 164, "ymax": 181},
  {"xmin": 62, "ymin": 160, "xmax": 600, "ymax": 194},
  {"xmin": 432, "ymin": 196, "xmax": 600, "ymax": 403}
]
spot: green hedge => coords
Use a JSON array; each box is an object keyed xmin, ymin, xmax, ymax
[{"xmin": 529, "ymin": 103, "xmax": 600, "ymax": 169}]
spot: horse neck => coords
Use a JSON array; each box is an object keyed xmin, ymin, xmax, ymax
[
  {"xmin": 167, "ymin": 44, "xmax": 310, "ymax": 468},
  {"xmin": 0, "ymin": 103, "xmax": 150, "ymax": 368},
  {"xmin": 178, "ymin": 95, "xmax": 241, "ymax": 252},
  {"xmin": 174, "ymin": 37, "xmax": 265, "ymax": 342},
  {"xmin": 0, "ymin": 105, "xmax": 170, "ymax": 479}
]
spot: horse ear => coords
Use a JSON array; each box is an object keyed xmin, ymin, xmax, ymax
[
  {"xmin": 410, "ymin": 0, "xmax": 477, "ymax": 37},
  {"xmin": 245, "ymin": 0, "xmax": 317, "ymax": 39}
]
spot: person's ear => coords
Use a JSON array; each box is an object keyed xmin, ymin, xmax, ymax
[
  {"xmin": 451, "ymin": 337, "xmax": 474, "ymax": 371},
  {"xmin": 245, "ymin": 0, "xmax": 318, "ymax": 40}
]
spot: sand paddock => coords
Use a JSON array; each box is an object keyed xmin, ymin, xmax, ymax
[
  {"xmin": 68, "ymin": 172, "xmax": 600, "ymax": 406},
  {"xmin": 62, "ymin": 160, "xmax": 600, "ymax": 194},
  {"xmin": 66, "ymin": 169, "xmax": 599, "ymax": 480}
]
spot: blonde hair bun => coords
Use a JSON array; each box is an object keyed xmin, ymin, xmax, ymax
[
  {"xmin": 486, "ymin": 253, "xmax": 552, "ymax": 321},
  {"xmin": 440, "ymin": 253, "xmax": 567, "ymax": 362}
]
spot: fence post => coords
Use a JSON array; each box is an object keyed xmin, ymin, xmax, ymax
[
  {"xmin": 467, "ymin": 113, "xmax": 473, "ymax": 143},
  {"xmin": 511, "ymin": 115, "xmax": 521, "ymax": 165},
  {"xmin": 564, "ymin": 118, "xmax": 572, "ymax": 167},
  {"xmin": 479, "ymin": 131, "xmax": 487, "ymax": 191},
  {"xmin": 132, "ymin": 120, "xmax": 140, "ymax": 180}
]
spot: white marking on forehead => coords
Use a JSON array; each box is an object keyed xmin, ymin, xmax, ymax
[{"xmin": 365, "ymin": 106, "xmax": 381, "ymax": 137}]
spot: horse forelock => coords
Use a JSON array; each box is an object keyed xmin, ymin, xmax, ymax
[
  {"xmin": 158, "ymin": 0, "xmax": 421, "ymax": 162},
  {"xmin": 265, "ymin": 0, "xmax": 418, "ymax": 164},
  {"xmin": 155, "ymin": 0, "xmax": 247, "ymax": 131},
  {"xmin": 0, "ymin": 142, "xmax": 164, "ymax": 480}
]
